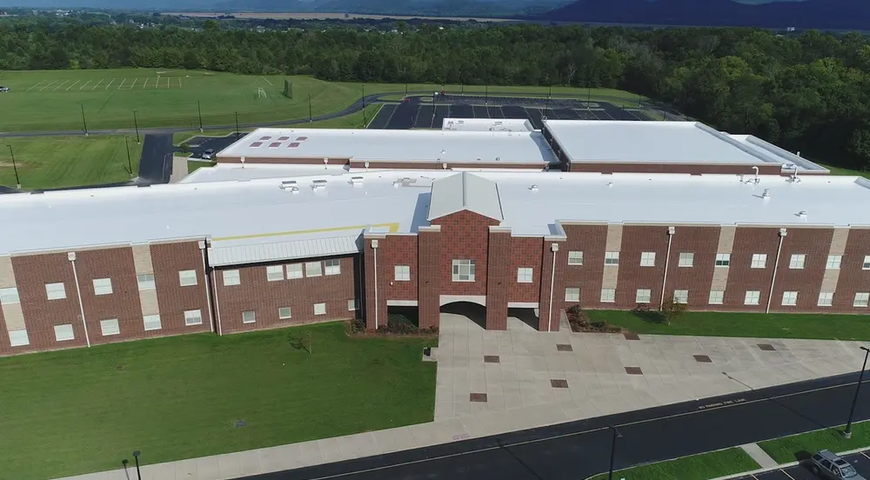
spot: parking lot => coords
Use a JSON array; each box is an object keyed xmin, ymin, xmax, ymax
[
  {"xmin": 734, "ymin": 450, "xmax": 870, "ymax": 480},
  {"xmin": 177, "ymin": 133, "xmax": 247, "ymax": 159}
]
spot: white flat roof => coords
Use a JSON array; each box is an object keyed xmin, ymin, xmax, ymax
[
  {"xmin": 544, "ymin": 120, "xmax": 798, "ymax": 166},
  {"xmin": 728, "ymin": 134, "xmax": 828, "ymax": 172},
  {"xmin": 217, "ymin": 127, "xmax": 557, "ymax": 165},
  {"xmin": 441, "ymin": 118, "xmax": 533, "ymax": 132},
  {"xmin": 2, "ymin": 171, "xmax": 870, "ymax": 258}
]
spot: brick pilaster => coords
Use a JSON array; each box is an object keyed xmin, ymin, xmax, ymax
[
  {"xmin": 363, "ymin": 235, "xmax": 387, "ymax": 330},
  {"xmin": 538, "ymin": 239, "xmax": 566, "ymax": 331},
  {"xmin": 418, "ymin": 226, "xmax": 442, "ymax": 329},
  {"xmin": 485, "ymin": 227, "xmax": 511, "ymax": 330}
]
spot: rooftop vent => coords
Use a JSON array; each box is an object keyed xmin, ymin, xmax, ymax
[
  {"xmin": 350, "ymin": 176, "xmax": 364, "ymax": 186},
  {"xmin": 279, "ymin": 180, "xmax": 297, "ymax": 190},
  {"xmin": 495, "ymin": 157, "xmax": 501, "ymax": 162},
  {"xmin": 529, "ymin": 184, "xmax": 539, "ymax": 191},
  {"xmin": 798, "ymin": 210, "xmax": 807, "ymax": 220},
  {"xmin": 249, "ymin": 142, "xmax": 263, "ymax": 148},
  {"xmin": 762, "ymin": 189, "xmax": 771, "ymax": 199},
  {"xmin": 288, "ymin": 142, "xmax": 300, "ymax": 148},
  {"xmin": 278, "ymin": 136, "xmax": 290, "ymax": 141},
  {"xmin": 268, "ymin": 142, "xmax": 281, "ymax": 148},
  {"xmin": 296, "ymin": 136, "xmax": 308, "ymax": 141},
  {"xmin": 312, "ymin": 179, "xmax": 327, "ymax": 189},
  {"xmin": 259, "ymin": 136, "xmax": 272, "ymax": 140}
]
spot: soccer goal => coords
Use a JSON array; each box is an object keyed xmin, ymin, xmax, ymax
[{"xmin": 257, "ymin": 87, "xmax": 267, "ymax": 99}]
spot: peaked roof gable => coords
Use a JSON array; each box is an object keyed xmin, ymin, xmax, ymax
[{"xmin": 427, "ymin": 172, "xmax": 504, "ymax": 222}]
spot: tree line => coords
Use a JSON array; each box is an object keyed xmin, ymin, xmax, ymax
[{"xmin": 1, "ymin": 17, "xmax": 869, "ymax": 170}]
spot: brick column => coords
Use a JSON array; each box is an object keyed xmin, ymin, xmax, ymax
[
  {"xmin": 486, "ymin": 227, "xmax": 511, "ymax": 330},
  {"xmin": 538, "ymin": 239, "xmax": 565, "ymax": 331},
  {"xmin": 363, "ymin": 235, "xmax": 387, "ymax": 330},
  {"xmin": 418, "ymin": 226, "xmax": 441, "ymax": 329}
]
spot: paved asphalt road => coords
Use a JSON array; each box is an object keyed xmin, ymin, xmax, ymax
[
  {"xmin": 240, "ymin": 372, "xmax": 870, "ymax": 480},
  {"xmin": 736, "ymin": 449, "xmax": 870, "ymax": 480}
]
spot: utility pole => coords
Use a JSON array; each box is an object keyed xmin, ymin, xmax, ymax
[
  {"xmin": 308, "ymin": 94, "xmax": 312, "ymax": 123},
  {"xmin": 484, "ymin": 85, "xmax": 488, "ymax": 105},
  {"xmin": 80, "ymin": 104, "xmax": 88, "ymax": 136},
  {"xmin": 587, "ymin": 87, "xmax": 591, "ymax": 108},
  {"xmin": 133, "ymin": 110, "xmax": 140, "ymax": 144},
  {"xmin": 362, "ymin": 84, "xmax": 366, "ymax": 127},
  {"xmin": 125, "ymin": 137, "xmax": 133, "ymax": 178},
  {"xmin": 844, "ymin": 346, "xmax": 870, "ymax": 438},
  {"xmin": 197, "ymin": 101, "xmax": 203, "ymax": 132},
  {"xmin": 608, "ymin": 426, "xmax": 622, "ymax": 480},
  {"xmin": 6, "ymin": 144, "xmax": 20, "ymax": 189},
  {"xmin": 235, "ymin": 112, "xmax": 240, "ymax": 139}
]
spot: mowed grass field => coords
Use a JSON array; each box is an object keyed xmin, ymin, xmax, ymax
[{"xmin": 0, "ymin": 322, "xmax": 437, "ymax": 480}]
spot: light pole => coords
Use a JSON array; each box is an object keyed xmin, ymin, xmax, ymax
[
  {"xmin": 234, "ymin": 112, "xmax": 240, "ymax": 139},
  {"xmin": 197, "ymin": 101, "xmax": 203, "ymax": 132},
  {"xmin": 132, "ymin": 450, "xmax": 142, "ymax": 480},
  {"xmin": 125, "ymin": 137, "xmax": 133, "ymax": 177},
  {"xmin": 608, "ymin": 425, "xmax": 622, "ymax": 480},
  {"xmin": 362, "ymin": 84, "xmax": 366, "ymax": 127},
  {"xmin": 6, "ymin": 144, "xmax": 20, "ymax": 189},
  {"xmin": 80, "ymin": 103, "xmax": 88, "ymax": 136},
  {"xmin": 133, "ymin": 110, "xmax": 140, "ymax": 144},
  {"xmin": 308, "ymin": 94, "xmax": 312, "ymax": 123},
  {"xmin": 844, "ymin": 346, "xmax": 870, "ymax": 438},
  {"xmin": 587, "ymin": 86, "xmax": 591, "ymax": 109}
]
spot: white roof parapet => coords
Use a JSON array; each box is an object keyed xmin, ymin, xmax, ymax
[
  {"xmin": 427, "ymin": 172, "xmax": 504, "ymax": 222},
  {"xmin": 208, "ymin": 235, "xmax": 361, "ymax": 267}
]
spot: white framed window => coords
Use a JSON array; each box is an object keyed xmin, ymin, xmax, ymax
[
  {"xmin": 709, "ymin": 290, "xmax": 725, "ymax": 305},
  {"xmin": 279, "ymin": 306, "xmax": 292, "ymax": 319},
  {"xmin": 678, "ymin": 253, "xmax": 694, "ymax": 268},
  {"xmin": 324, "ymin": 259, "xmax": 341, "ymax": 276},
  {"xmin": 600, "ymin": 288, "xmax": 616, "ymax": 303},
  {"xmin": 568, "ymin": 251, "xmax": 584, "ymax": 265},
  {"xmin": 640, "ymin": 252, "xmax": 656, "ymax": 267},
  {"xmin": 854, "ymin": 292, "xmax": 870, "ymax": 308},
  {"xmin": 715, "ymin": 253, "xmax": 731, "ymax": 267},
  {"xmin": 636, "ymin": 289, "xmax": 651, "ymax": 304},
  {"xmin": 179, "ymin": 270, "xmax": 197, "ymax": 286},
  {"xmin": 45, "ymin": 282, "xmax": 66, "ymax": 300},
  {"xmin": 517, "ymin": 267, "xmax": 533, "ymax": 283},
  {"xmin": 817, "ymin": 292, "xmax": 834, "ymax": 307},
  {"xmin": 305, "ymin": 261, "xmax": 322, "ymax": 277},
  {"xmin": 92, "ymin": 278, "xmax": 113, "ymax": 295},
  {"xmin": 863, "ymin": 255, "xmax": 870, "ymax": 270},
  {"xmin": 266, "ymin": 265, "xmax": 284, "ymax": 282},
  {"xmin": 673, "ymin": 289, "xmax": 689, "ymax": 304},
  {"xmin": 143, "ymin": 314, "xmax": 162, "ymax": 331},
  {"xmin": 286, "ymin": 264, "xmax": 303, "ymax": 279},
  {"xmin": 8, "ymin": 329, "xmax": 29, "ymax": 347},
  {"xmin": 394, "ymin": 265, "xmax": 411, "ymax": 281},
  {"xmin": 751, "ymin": 254, "xmax": 767, "ymax": 269},
  {"xmin": 565, "ymin": 287, "xmax": 580, "ymax": 302},
  {"xmin": 826, "ymin": 255, "xmax": 842, "ymax": 270},
  {"xmin": 0, "ymin": 287, "xmax": 19, "ymax": 305},
  {"xmin": 314, "ymin": 303, "xmax": 327, "ymax": 315},
  {"xmin": 781, "ymin": 291, "xmax": 798, "ymax": 306},
  {"xmin": 54, "ymin": 324, "xmax": 74, "ymax": 342},
  {"xmin": 137, "ymin": 274, "xmax": 155, "ymax": 291},
  {"xmin": 242, "ymin": 310, "xmax": 256, "ymax": 324},
  {"xmin": 789, "ymin": 254, "xmax": 806, "ymax": 270},
  {"xmin": 744, "ymin": 290, "xmax": 761, "ymax": 306},
  {"xmin": 100, "ymin": 319, "xmax": 120, "ymax": 336},
  {"xmin": 223, "ymin": 270, "xmax": 241, "ymax": 286},
  {"xmin": 452, "ymin": 259, "xmax": 476, "ymax": 282},
  {"xmin": 348, "ymin": 299, "xmax": 358, "ymax": 311},
  {"xmin": 604, "ymin": 252, "xmax": 619, "ymax": 266},
  {"xmin": 184, "ymin": 309, "xmax": 203, "ymax": 326}
]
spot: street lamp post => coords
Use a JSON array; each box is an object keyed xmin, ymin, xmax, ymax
[
  {"xmin": 132, "ymin": 450, "xmax": 142, "ymax": 480},
  {"xmin": 80, "ymin": 103, "xmax": 88, "ymax": 136},
  {"xmin": 234, "ymin": 112, "xmax": 240, "ymax": 139},
  {"xmin": 844, "ymin": 346, "xmax": 870, "ymax": 438},
  {"xmin": 308, "ymin": 94, "xmax": 312, "ymax": 123},
  {"xmin": 6, "ymin": 144, "xmax": 20, "ymax": 189},
  {"xmin": 197, "ymin": 101, "xmax": 203, "ymax": 132},
  {"xmin": 362, "ymin": 84, "xmax": 366, "ymax": 127},
  {"xmin": 133, "ymin": 110, "xmax": 140, "ymax": 144},
  {"xmin": 608, "ymin": 425, "xmax": 622, "ymax": 480},
  {"xmin": 125, "ymin": 137, "xmax": 133, "ymax": 177}
]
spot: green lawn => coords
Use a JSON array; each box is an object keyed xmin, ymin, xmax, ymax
[
  {"xmin": 587, "ymin": 310, "xmax": 870, "ymax": 341},
  {"xmin": 589, "ymin": 448, "xmax": 759, "ymax": 480},
  {"xmin": 187, "ymin": 160, "xmax": 215, "ymax": 174},
  {"xmin": 822, "ymin": 163, "xmax": 870, "ymax": 180},
  {"xmin": 1, "ymin": 135, "xmax": 142, "ymax": 189},
  {"xmin": 760, "ymin": 421, "xmax": 870, "ymax": 464},
  {"xmin": 0, "ymin": 322, "xmax": 437, "ymax": 480}
]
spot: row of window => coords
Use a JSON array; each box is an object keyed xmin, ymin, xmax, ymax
[
  {"xmin": 241, "ymin": 299, "xmax": 359, "ymax": 324},
  {"xmin": 0, "ymin": 272, "xmax": 178, "ymax": 305},
  {"xmin": 393, "ymin": 261, "xmax": 536, "ymax": 284},
  {"xmin": 564, "ymin": 288, "xmax": 870, "ymax": 307},
  {"xmin": 565, "ymin": 251, "xmax": 867, "ymax": 270},
  {"xmin": 223, "ymin": 260, "xmax": 341, "ymax": 286}
]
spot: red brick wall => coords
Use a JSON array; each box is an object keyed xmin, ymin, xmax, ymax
[
  {"xmin": 835, "ymin": 228, "xmax": 870, "ymax": 312},
  {"xmin": 509, "ymin": 237, "xmax": 545, "ymax": 303},
  {"xmin": 417, "ymin": 229, "xmax": 442, "ymax": 329},
  {"xmin": 770, "ymin": 228, "xmax": 834, "ymax": 313},
  {"xmin": 561, "ymin": 224, "xmax": 608, "ymax": 308},
  {"xmin": 665, "ymin": 226, "xmax": 721, "ymax": 310},
  {"xmin": 430, "ymin": 210, "xmax": 500, "ymax": 296},
  {"xmin": 380, "ymin": 235, "xmax": 418, "ymax": 301},
  {"xmin": 74, "ymin": 247, "xmax": 145, "ymax": 345},
  {"xmin": 150, "ymin": 241, "xmax": 211, "ymax": 337},
  {"xmin": 722, "ymin": 227, "xmax": 781, "ymax": 311},
  {"xmin": 485, "ymin": 230, "xmax": 510, "ymax": 330},
  {"xmin": 568, "ymin": 163, "xmax": 782, "ymax": 175},
  {"xmin": 615, "ymin": 226, "xmax": 670, "ymax": 308},
  {"xmin": 216, "ymin": 256, "xmax": 358, "ymax": 334}
]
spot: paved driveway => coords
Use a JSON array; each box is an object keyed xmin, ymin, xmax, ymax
[
  {"xmin": 736, "ymin": 450, "xmax": 870, "ymax": 480},
  {"xmin": 179, "ymin": 133, "xmax": 247, "ymax": 159}
]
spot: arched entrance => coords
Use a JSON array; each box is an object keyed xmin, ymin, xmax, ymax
[{"xmin": 440, "ymin": 301, "xmax": 487, "ymax": 330}]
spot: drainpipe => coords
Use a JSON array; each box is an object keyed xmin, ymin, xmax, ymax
[
  {"xmin": 547, "ymin": 243, "xmax": 559, "ymax": 332},
  {"xmin": 766, "ymin": 228, "xmax": 787, "ymax": 314},
  {"xmin": 198, "ymin": 240, "xmax": 215, "ymax": 333},
  {"xmin": 372, "ymin": 239, "xmax": 379, "ymax": 329},
  {"xmin": 659, "ymin": 227, "xmax": 676, "ymax": 309},
  {"xmin": 212, "ymin": 268, "xmax": 223, "ymax": 336},
  {"xmin": 67, "ymin": 252, "xmax": 90, "ymax": 348}
]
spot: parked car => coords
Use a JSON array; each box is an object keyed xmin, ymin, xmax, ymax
[
  {"xmin": 0, "ymin": 86, "xmax": 9, "ymax": 92},
  {"xmin": 810, "ymin": 450, "xmax": 865, "ymax": 479},
  {"xmin": 201, "ymin": 148, "xmax": 215, "ymax": 160}
]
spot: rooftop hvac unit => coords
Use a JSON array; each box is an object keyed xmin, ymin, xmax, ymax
[
  {"xmin": 762, "ymin": 189, "xmax": 771, "ymax": 198},
  {"xmin": 312, "ymin": 179, "xmax": 327, "ymax": 189},
  {"xmin": 279, "ymin": 180, "xmax": 297, "ymax": 190},
  {"xmin": 529, "ymin": 184, "xmax": 539, "ymax": 191},
  {"xmin": 350, "ymin": 176, "xmax": 364, "ymax": 186}
]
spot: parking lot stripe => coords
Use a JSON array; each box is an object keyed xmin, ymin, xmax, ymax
[
  {"xmin": 780, "ymin": 469, "xmax": 797, "ymax": 480},
  {"xmin": 65, "ymin": 80, "xmax": 80, "ymax": 91},
  {"xmin": 861, "ymin": 451, "xmax": 870, "ymax": 460},
  {"xmin": 26, "ymin": 80, "xmax": 46, "ymax": 92},
  {"xmin": 79, "ymin": 80, "xmax": 92, "ymax": 90},
  {"xmin": 104, "ymin": 78, "xmax": 115, "ymax": 90}
]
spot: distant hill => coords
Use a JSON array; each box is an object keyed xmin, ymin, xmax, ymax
[{"xmin": 535, "ymin": 0, "xmax": 870, "ymax": 30}]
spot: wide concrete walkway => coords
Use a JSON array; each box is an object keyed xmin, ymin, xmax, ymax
[{"xmin": 56, "ymin": 316, "xmax": 868, "ymax": 480}]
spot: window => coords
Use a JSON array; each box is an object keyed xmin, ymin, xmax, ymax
[
  {"xmin": 45, "ymin": 282, "xmax": 66, "ymax": 300},
  {"xmin": 324, "ymin": 259, "xmax": 341, "ymax": 276},
  {"xmin": 678, "ymin": 253, "xmax": 694, "ymax": 268},
  {"xmin": 452, "ymin": 259, "xmax": 476, "ymax": 282},
  {"xmin": 54, "ymin": 324, "xmax": 74, "ymax": 342},
  {"xmin": 864, "ymin": 256, "xmax": 870, "ymax": 270},
  {"xmin": 8, "ymin": 330, "xmax": 29, "ymax": 347},
  {"xmin": 673, "ymin": 290, "xmax": 688, "ymax": 304},
  {"xmin": 0, "ymin": 287, "xmax": 19, "ymax": 305},
  {"xmin": 242, "ymin": 311, "xmax": 256, "ymax": 324},
  {"xmin": 854, "ymin": 292, "xmax": 870, "ymax": 308},
  {"xmin": 781, "ymin": 291, "xmax": 798, "ymax": 306},
  {"xmin": 184, "ymin": 309, "xmax": 203, "ymax": 326},
  {"xmin": 279, "ymin": 307, "xmax": 292, "ymax": 319},
  {"xmin": 709, "ymin": 290, "xmax": 725, "ymax": 305},
  {"xmin": 266, "ymin": 265, "xmax": 284, "ymax": 282},
  {"xmin": 818, "ymin": 292, "xmax": 834, "ymax": 307},
  {"xmin": 715, "ymin": 254, "xmax": 731, "ymax": 267},
  {"xmin": 143, "ymin": 314, "xmax": 162, "ymax": 331},
  {"xmin": 751, "ymin": 254, "xmax": 767, "ymax": 269},
  {"xmin": 565, "ymin": 287, "xmax": 580, "ymax": 302},
  {"xmin": 314, "ymin": 303, "xmax": 327, "ymax": 315},
  {"xmin": 600, "ymin": 288, "xmax": 616, "ymax": 303},
  {"xmin": 639, "ymin": 252, "xmax": 656, "ymax": 267},
  {"xmin": 517, "ymin": 267, "xmax": 533, "ymax": 283},
  {"xmin": 348, "ymin": 299, "xmax": 358, "ymax": 311},
  {"xmin": 789, "ymin": 254, "xmax": 806, "ymax": 270},
  {"xmin": 100, "ymin": 319, "xmax": 120, "ymax": 336},
  {"xmin": 219, "ymin": 270, "xmax": 240, "ymax": 286},
  {"xmin": 305, "ymin": 261, "xmax": 322, "ymax": 277},
  {"xmin": 568, "ymin": 251, "xmax": 584, "ymax": 265},
  {"xmin": 137, "ymin": 274, "xmax": 155, "ymax": 291},
  {"xmin": 92, "ymin": 278, "xmax": 113, "ymax": 295},
  {"xmin": 744, "ymin": 290, "xmax": 761, "ymax": 306},
  {"xmin": 394, "ymin": 265, "xmax": 410, "ymax": 281},
  {"xmin": 636, "ymin": 289, "xmax": 651, "ymax": 304},
  {"xmin": 826, "ymin": 255, "xmax": 842, "ymax": 270},
  {"xmin": 286, "ymin": 264, "xmax": 303, "ymax": 279},
  {"xmin": 604, "ymin": 252, "xmax": 619, "ymax": 266},
  {"xmin": 179, "ymin": 270, "xmax": 197, "ymax": 286}
]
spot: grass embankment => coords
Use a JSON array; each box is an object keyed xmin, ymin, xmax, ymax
[
  {"xmin": 760, "ymin": 421, "xmax": 870, "ymax": 464},
  {"xmin": 0, "ymin": 322, "xmax": 437, "ymax": 480},
  {"xmin": 589, "ymin": 448, "xmax": 760, "ymax": 480}
]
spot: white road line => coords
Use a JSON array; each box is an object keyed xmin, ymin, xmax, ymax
[
  {"xmin": 104, "ymin": 78, "xmax": 115, "ymax": 90},
  {"xmin": 53, "ymin": 80, "xmax": 69, "ymax": 91},
  {"xmin": 91, "ymin": 79, "xmax": 104, "ymax": 91},
  {"xmin": 129, "ymin": 78, "xmax": 138, "ymax": 89},
  {"xmin": 26, "ymin": 80, "xmax": 46, "ymax": 92},
  {"xmin": 117, "ymin": 78, "xmax": 127, "ymax": 90},
  {"xmin": 861, "ymin": 451, "xmax": 870, "ymax": 460},
  {"xmin": 40, "ymin": 80, "xmax": 59, "ymax": 91},
  {"xmin": 780, "ymin": 468, "xmax": 797, "ymax": 480},
  {"xmin": 143, "ymin": 77, "xmax": 148, "ymax": 89},
  {"xmin": 65, "ymin": 80, "xmax": 81, "ymax": 91},
  {"xmin": 79, "ymin": 80, "xmax": 92, "ymax": 90},
  {"xmin": 261, "ymin": 75, "xmax": 273, "ymax": 86}
]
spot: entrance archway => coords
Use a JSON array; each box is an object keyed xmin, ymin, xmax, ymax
[{"xmin": 440, "ymin": 302, "xmax": 487, "ymax": 330}]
